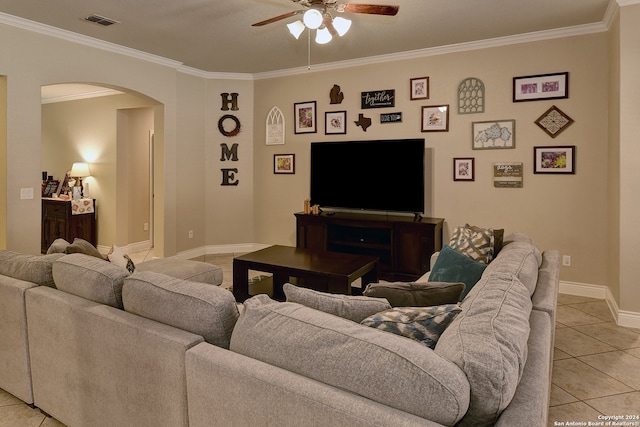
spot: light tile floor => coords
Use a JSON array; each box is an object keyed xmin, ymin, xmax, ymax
[{"xmin": 2, "ymin": 252, "xmax": 640, "ymax": 426}]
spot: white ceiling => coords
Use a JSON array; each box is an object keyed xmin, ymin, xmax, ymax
[{"xmin": 0, "ymin": 0, "xmax": 617, "ymax": 74}]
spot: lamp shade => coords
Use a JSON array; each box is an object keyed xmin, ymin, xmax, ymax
[
  {"xmin": 70, "ymin": 162, "xmax": 91, "ymax": 178},
  {"xmin": 287, "ymin": 20, "xmax": 305, "ymax": 39},
  {"xmin": 315, "ymin": 26, "xmax": 332, "ymax": 44},
  {"xmin": 332, "ymin": 17, "xmax": 352, "ymax": 36}
]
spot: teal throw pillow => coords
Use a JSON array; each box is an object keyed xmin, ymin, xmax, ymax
[
  {"xmin": 429, "ymin": 245, "xmax": 487, "ymax": 300},
  {"xmin": 361, "ymin": 304, "xmax": 462, "ymax": 349}
]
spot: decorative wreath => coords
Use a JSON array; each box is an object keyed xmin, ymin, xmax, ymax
[{"xmin": 218, "ymin": 114, "xmax": 241, "ymax": 137}]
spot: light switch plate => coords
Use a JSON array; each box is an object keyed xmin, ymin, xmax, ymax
[{"xmin": 20, "ymin": 188, "xmax": 34, "ymax": 199}]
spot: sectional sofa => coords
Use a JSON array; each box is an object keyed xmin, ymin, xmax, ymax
[{"xmin": 0, "ymin": 232, "xmax": 559, "ymax": 426}]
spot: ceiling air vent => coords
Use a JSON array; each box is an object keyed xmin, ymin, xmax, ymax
[{"xmin": 84, "ymin": 14, "xmax": 120, "ymax": 27}]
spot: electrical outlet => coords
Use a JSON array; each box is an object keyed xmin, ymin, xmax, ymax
[
  {"xmin": 562, "ymin": 255, "xmax": 572, "ymax": 267},
  {"xmin": 188, "ymin": 230, "xmax": 193, "ymax": 239},
  {"xmin": 143, "ymin": 223, "xmax": 149, "ymax": 231}
]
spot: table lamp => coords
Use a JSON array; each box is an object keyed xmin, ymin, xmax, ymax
[{"xmin": 70, "ymin": 162, "xmax": 91, "ymax": 199}]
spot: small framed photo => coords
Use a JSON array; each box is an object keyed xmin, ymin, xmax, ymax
[
  {"xmin": 453, "ymin": 157, "xmax": 475, "ymax": 181},
  {"xmin": 421, "ymin": 105, "xmax": 449, "ymax": 132},
  {"xmin": 325, "ymin": 111, "xmax": 347, "ymax": 134},
  {"xmin": 472, "ymin": 120, "xmax": 515, "ymax": 149},
  {"xmin": 410, "ymin": 77, "xmax": 429, "ymax": 100},
  {"xmin": 274, "ymin": 154, "xmax": 295, "ymax": 174},
  {"xmin": 533, "ymin": 146, "xmax": 575, "ymax": 174},
  {"xmin": 513, "ymin": 72, "xmax": 568, "ymax": 102},
  {"xmin": 294, "ymin": 101, "xmax": 317, "ymax": 134}
]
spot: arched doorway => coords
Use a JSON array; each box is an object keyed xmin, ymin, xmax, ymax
[{"xmin": 41, "ymin": 83, "xmax": 163, "ymax": 255}]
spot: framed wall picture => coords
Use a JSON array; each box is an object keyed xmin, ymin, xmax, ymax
[
  {"xmin": 325, "ymin": 111, "xmax": 347, "ymax": 134},
  {"xmin": 294, "ymin": 101, "xmax": 317, "ymax": 134},
  {"xmin": 533, "ymin": 146, "xmax": 575, "ymax": 174},
  {"xmin": 274, "ymin": 154, "xmax": 295, "ymax": 174},
  {"xmin": 535, "ymin": 105, "xmax": 574, "ymax": 138},
  {"xmin": 513, "ymin": 72, "xmax": 568, "ymax": 102},
  {"xmin": 410, "ymin": 77, "xmax": 429, "ymax": 100},
  {"xmin": 421, "ymin": 105, "xmax": 449, "ymax": 132},
  {"xmin": 472, "ymin": 120, "xmax": 515, "ymax": 149},
  {"xmin": 453, "ymin": 157, "xmax": 474, "ymax": 181}
]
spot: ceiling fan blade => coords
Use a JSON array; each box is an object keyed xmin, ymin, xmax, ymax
[
  {"xmin": 252, "ymin": 11, "xmax": 302, "ymax": 27},
  {"xmin": 341, "ymin": 4, "xmax": 399, "ymax": 16}
]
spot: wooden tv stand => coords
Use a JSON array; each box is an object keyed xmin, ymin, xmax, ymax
[{"xmin": 295, "ymin": 212, "xmax": 444, "ymax": 282}]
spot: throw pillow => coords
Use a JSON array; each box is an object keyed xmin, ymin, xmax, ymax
[
  {"xmin": 361, "ymin": 304, "xmax": 462, "ymax": 349},
  {"xmin": 363, "ymin": 281, "xmax": 465, "ymax": 307},
  {"xmin": 449, "ymin": 224, "xmax": 503, "ymax": 264},
  {"xmin": 429, "ymin": 245, "xmax": 487, "ymax": 300},
  {"xmin": 64, "ymin": 238, "xmax": 104, "ymax": 259},
  {"xmin": 107, "ymin": 245, "xmax": 135, "ymax": 273},
  {"xmin": 283, "ymin": 283, "xmax": 391, "ymax": 323},
  {"xmin": 466, "ymin": 224, "xmax": 504, "ymax": 258},
  {"xmin": 46, "ymin": 238, "xmax": 70, "ymax": 254}
]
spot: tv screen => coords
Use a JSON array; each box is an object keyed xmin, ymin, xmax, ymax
[{"xmin": 310, "ymin": 139, "xmax": 425, "ymax": 213}]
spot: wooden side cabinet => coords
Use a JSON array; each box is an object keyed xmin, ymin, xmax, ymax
[
  {"xmin": 295, "ymin": 212, "xmax": 443, "ymax": 282},
  {"xmin": 41, "ymin": 198, "xmax": 96, "ymax": 253}
]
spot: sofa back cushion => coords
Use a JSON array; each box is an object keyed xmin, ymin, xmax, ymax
[
  {"xmin": 230, "ymin": 294, "xmax": 470, "ymax": 426},
  {"xmin": 0, "ymin": 250, "xmax": 64, "ymax": 288},
  {"xmin": 135, "ymin": 258, "xmax": 223, "ymax": 286},
  {"xmin": 483, "ymin": 234, "xmax": 541, "ymax": 296},
  {"xmin": 363, "ymin": 281, "xmax": 465, "ymax": 307},
  {"xmin": 434, "ymin": 273, "xmax": 532, "ymax": 426},
  {"xmin": 283, "ymin": 283, "xmax": 390, "ymax": 322},
  {"xmin": 52, "ymin": 253, "xmax": 129, "ymax": 308},
  {"xmin": 123, "ymin": 271, "xmax": 239, "ymax": 349}
]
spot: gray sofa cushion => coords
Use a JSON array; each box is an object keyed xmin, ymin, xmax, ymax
[
  {"xmin": 483, "ymin": 237, "xmax": 542, "ymax": 296},
  {"xmin": 230, "ymin": 294, "xmax": 470, "ymax": 426},
  {"xmin": 435, "ymin": 273, "xmax": 532, "ymax": 426},
  {"xmin": 283, "ymin": 283, "xmax": 390, "ymax": 323},
  {"xmin": 123, "ymin": 271, "xmax": 239, "ymax": 349},
  {"xmin": 0, "ymin": 250, "xmax": 64, "ymax": 288},
  {"xmin": 363, "ymin": 281, "xmax": 465, "ymax": 307},
  {"xmin": 136, "ymin": 258, "xmax": 223, "ymax": 286},
  {"xmin": 53, "ymin": 253, "xmax": 129, "ymax": 308}
]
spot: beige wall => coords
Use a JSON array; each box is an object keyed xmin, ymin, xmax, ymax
[
  {"xmin": 618, "ymin": 4, "xmax": 640, "ymax": 315},
  {"xmin": 0, "ymin": 76, "xmax": 6, "ymax": 248},
  {"xmin": 253, "ymin": 33, "xmax": 610, "ymax": 287},
  {"xmin": 0, "ymin": 22, "xmax": 254, "ymax": 256}
]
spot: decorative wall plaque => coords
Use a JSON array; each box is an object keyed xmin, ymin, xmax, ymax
[
  {"xmin": 458, "ymin": 77, "xmax": 485, "ymax": 114},
  {"xmin": 361, "ymin": 89, "xmax": 395, "ymax": 109},
  {"xmin": 535, "ymin": 105, "xmax": 574, "ymax": 138},
  {"xmin": 266, "ymin": 106, "xmax": 285, "ymax": 145},
  {"xmin": 494, "ymin": 162, "xmax": 523, "ymax": 188}
]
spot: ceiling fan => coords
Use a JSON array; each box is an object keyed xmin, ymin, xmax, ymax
[{"xmin": 252, "ymin": 0, "xmax": 399, "ymax": 44}]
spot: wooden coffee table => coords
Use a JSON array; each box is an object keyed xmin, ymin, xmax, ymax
[{"xmin": 232, "ymin": 245, "xmax": 378, "ymax": 302}]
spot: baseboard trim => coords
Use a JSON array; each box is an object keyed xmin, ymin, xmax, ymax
[
  {"xmin": 559, "ymin": 280, "xmax": 640, "ymax": 329},
  {"xmin": 97, "ymin": 240, "xmax": 152, "ymax": 256}
]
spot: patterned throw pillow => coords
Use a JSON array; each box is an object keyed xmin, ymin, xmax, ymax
[
  {"xmin": 361, "ymin": 304, "xmax": 462, "ymax": 349},
  {"xmin": 449, "ymin": 224, "xmax": 499, "ymax": 264}
]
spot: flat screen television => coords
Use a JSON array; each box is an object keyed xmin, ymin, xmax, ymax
[{"xmin": 310, "ymin": 138, "xmax": 425, "ymax": 214}]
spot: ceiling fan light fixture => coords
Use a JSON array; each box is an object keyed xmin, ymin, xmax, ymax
[
  {"xmin": 315, "ymin": 26, "xmax": 332, "ymax": 44},
  {"xmin": 332, "ymin": 16, "xmax": 352, "ymax": 36},
  {"xmin": 287, "ymin": 20, "xmax": 306, "ymax": 39},
  {"xmin": 303, "ymin": 8, "xmax": 324, "ymax": 29}
]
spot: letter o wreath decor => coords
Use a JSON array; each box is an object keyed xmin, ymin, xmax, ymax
[{"xmin": 218, "ymin": 114, "xmax": 241, "ymax": 137}]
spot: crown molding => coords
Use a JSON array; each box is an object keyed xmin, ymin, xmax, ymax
[
  {"xmin": 0, "ymin": 12, "xmax": 183, "ymax": 69},
  {"xmin": 41, "ymin": 88, "xmax": 124, "ymax": 104},
  {"xmin": 0, "ymin": 11, "xmax": 612, "ymax": 81},
  {"xmin": 253, "ymin": 22, "xmax": 608, "ymax": 80}
]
